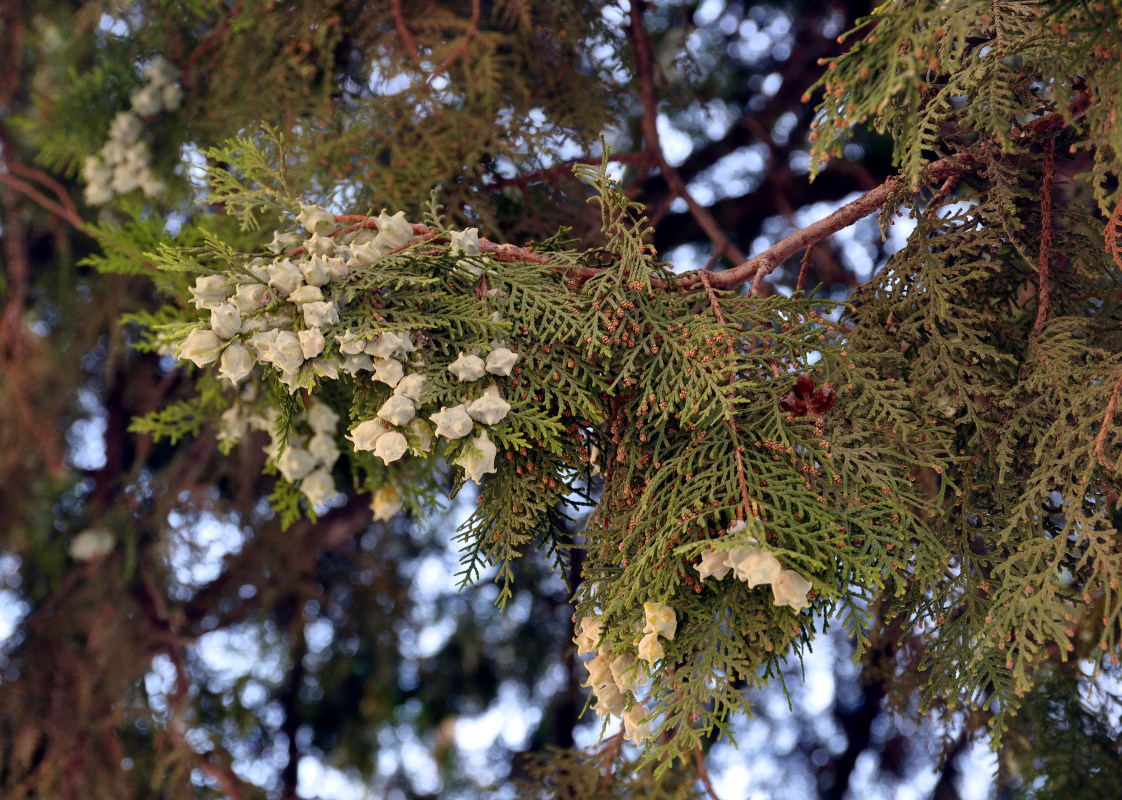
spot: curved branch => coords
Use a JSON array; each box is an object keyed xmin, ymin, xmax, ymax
[
  {"xmin": 0, "ymin": 165, "xmax": 88, "ymax": 232},
  {"xmin": 3, "ymin": 159, "xmax": 81, "ymax": 222},
  {"xmin": 683, "ymin": 159, "xmax": 965, "ymax": 292},
  {"xmin": 427, "ymin": 0, "xmax": 481, "ymax": 85}
]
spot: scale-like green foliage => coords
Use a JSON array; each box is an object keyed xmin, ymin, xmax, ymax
[
  {"xmin": 809, "ymin": 0, "xmax": 1122, "ymax": 210},
  {"xmin": 18, "ymin": 0, "xmax": 1122, "ymax": 794},
  {"xmin": 120, "ymin": 137, "xmax": 938, "ymax": 770},
  {"xmin": 795, "ymin": 1, "xmax": 1122, "ymax": 753}
]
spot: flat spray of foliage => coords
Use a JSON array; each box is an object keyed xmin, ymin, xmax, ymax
[
  {"xmin": 803, "ymin": 0, "xmax": 1122, "ymax": 745},
  {"xmin": 127, "ymin": 133, "xmax": 940, "ymax": 768},
  {"xmin": 121, "ymin": 0, "xmax": 1122, "ymax": 778},
  {"xmin": 62, "ymin": 0, "xmax": 1113, "ymax": 777},
  {"xmin": 9, "ymin": 0, "xmax": 1122, "ymax": 794}
]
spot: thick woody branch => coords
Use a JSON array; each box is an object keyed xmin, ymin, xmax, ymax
[{"xmin": 684, "ymin": 159, "xmax": 965, "ymax": 292}]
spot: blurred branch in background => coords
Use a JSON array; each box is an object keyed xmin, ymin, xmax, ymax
[{"xmin": 2, "ymin": 1, "xmax": 1122, "ymax": 799}]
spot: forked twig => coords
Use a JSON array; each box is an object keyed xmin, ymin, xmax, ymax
[
  {"xmin": 4, "ymin": 159, "xmax": 81, "ymax": 222},
  {"xmin": 0, "ymin": 166, "xmax": 87, "ymax": 231}
]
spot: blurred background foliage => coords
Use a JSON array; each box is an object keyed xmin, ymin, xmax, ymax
[{"xmin": 0, "ymin": 0, "xmax": 1105, "ymax": 798}]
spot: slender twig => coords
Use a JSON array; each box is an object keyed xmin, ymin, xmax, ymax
[
  {"xmin": 0, "ymin": 167, "xmax": 88, "ymax": 231},
  {"xmin": 701, "ymin": 272, "xmax": 758, "ymax": 520},
  {"xmin": 693, "ymin": 747, "xmax": 722, "ymax": 800},
  {"xmin": 924, "ymin": 172, "xmax": 962, "ymax": 218},
  {"xmin": 1029, "ymin": 138, "xmax": 1055, "ymax": 346},
  {"xmin": 428, "ymin": 0, "xmax": 481, "ymax": 85},
  {"xmin": 1094, "ymin": 373, "xmax": 1122, "ymax": 468},
  {"xmin": 197, "ymin": 753, "xmax": 250, "ymax": 800},
  {"xmin": 628, "ymin": 3, "xmax": 746, "ymax": 265},
  {"xmin": 600, "ymin": 729, "xmax": 625, "ymax": 795},
  {"xmin": 644, "ymin": 189, "xmax": 679, "ymax": 231},
  {"xmin": 481, "ymin": 151, "xmax": 651, "ymax": 193},
  {"xmin": 327, "ymin": 144, "xmax": 1059, "ymax": 302},
  {"xmin": 680, "ymin": 89, "xmax": 1082, "ymax": 292},
  {"xmin": 796, "ymin": 244, "xmax": 815, "ymax": 294},
  {"xmin": 324, "ymin": 85, "xmax": 1081, "ymax": 298},
  {"xmin": 684, "ymin": 158, "xmax": 966, "ymax": 292},
  {"xmin": 330, "ymin": 167, "xmax": 927, "ymax": 295},
  {"xmin": 178, "ymin": 3, "xmax": 240, "ymax": 86},
  {"xmin": 161, "ymin": 639, "xmax": 251, "ymax": 800},
  {"xmin": 4, "ymin": 159, "xmax": 81, "ymax": 221},
  {"xmin": 392, "ymin": 0, "xmax": 425, "ymax": 73}
]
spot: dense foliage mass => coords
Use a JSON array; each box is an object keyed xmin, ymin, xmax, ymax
[{"xmin": 3, "ymin": 1, "xmax": 1122, "ymax": 798}]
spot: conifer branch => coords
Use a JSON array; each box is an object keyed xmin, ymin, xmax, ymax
[
  {"xmin": 1029, "ymin": 139, "xmax": 1055, "ymax": 346},
  {"xmin": 327, "ymin": 216, "xmax": 562, "ymax": 266}
]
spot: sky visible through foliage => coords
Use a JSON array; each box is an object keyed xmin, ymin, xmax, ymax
[
  {"xmin": 0, "ymin": 14, "xmax": 993, "ymax": 790},
  {"xmin": 6, "ymin": 0, "xmax": 1122, "ymax": 797}
]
